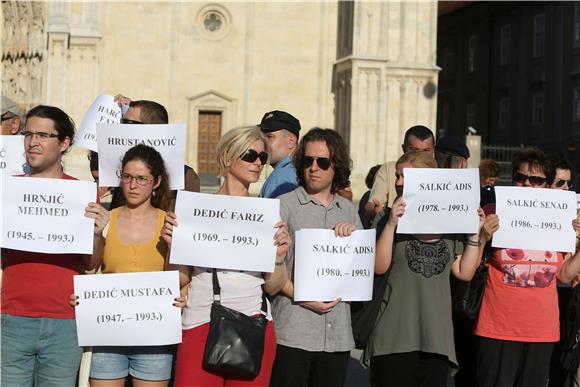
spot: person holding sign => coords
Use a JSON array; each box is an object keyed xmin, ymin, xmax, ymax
[
  {"xmin": 269, "ymin": 128, "xmax": 362, "ymax": 387},
  {"xmin": 1, "ymin": 105, "xmax": 109, "ymax": 387},
  {"xmin": 70, "ymin": 144, "xmax": 183, "ymax": 387},
  {"xmin": 474, "ymin": 149, "xmax": 580, "ymax": 387},
  {"xmin": 367, "ymin": 151, "xmax": 486, "ymax": 387},
  {"xmin": 162, "ymin": 126, "xmax": 290, "ymax": 386}
]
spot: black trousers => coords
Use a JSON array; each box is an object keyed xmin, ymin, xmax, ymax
[
  {"xmin": 370, "ymin": 351, "xmax": 450, "ymax": 387},
  {"xmin": 269, "ymin": 345, "xmax": 350, "ymax": 387},
  {"xmin": 476, "ymin": 336, "xmax": 554, "ymax": 387}
]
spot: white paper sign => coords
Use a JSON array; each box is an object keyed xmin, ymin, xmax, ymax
[
  {"xmin": 493, "ymin": 186, "xmax": 577, "ymax": 252},
  {"xmin": 96, "ymin": 123, "xmax": 186, "ymax": 190},
  {"xmin": 0, "ymin": 176, "xmax": 96, "ymax": 254},
  {"xmin": 76, "ymin": 95, "xmax": 123, "ymax": 151},
  {"xmin": 169, "ymin": 192, "xmax": 279, "ymax": 272},
  {"xmin": 0, "ymin": 135, "xmax": 28, "ymax": 176},
  {"xmin": 397, "ymin": 168, "xmax": 481, "ymax": 234},
  {"xmin": 293, "ymin": 229, "xmax": 376, "ymax": 302},
  {"xmin": 74, "ymin": 271, "xmax": 182, "ymax": 346}
]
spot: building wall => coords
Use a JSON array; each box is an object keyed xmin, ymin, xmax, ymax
[
  {"xmin": 3, "ymin": 1, "xmax": 338, "ymax": 187},
  {"xmin": 334, "ymin": 1, "xmax": 440, "ymax": 195},
  {"xmin": 437, "ymin": 2, "xmax": 580, "ymax": 172}
]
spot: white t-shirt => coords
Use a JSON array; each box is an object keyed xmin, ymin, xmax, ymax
[{"xmin": 181, "ymin": 267, "xmax": 271, "ymax": 329}]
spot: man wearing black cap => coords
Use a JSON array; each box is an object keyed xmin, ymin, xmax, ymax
[
  {"xmin": 258, "ymin": 110, "xmax": 301, "ymax": 198},
  {"xmin": 435, "ymin": 135, "xmax": 470, "ymax": 169}
]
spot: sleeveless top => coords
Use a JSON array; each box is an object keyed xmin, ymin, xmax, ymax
[{"xmin": 102, "ymin": 208, "xmax": 167, "ymax": 273}]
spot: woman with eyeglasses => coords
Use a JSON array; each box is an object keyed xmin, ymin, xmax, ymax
[
  {"xmin": 71, "ymin": 144, "xmax": 183, "ymax": 387},
  {"xmin": 162, "ymin": 126, "xmax": 290, "ymax": 386},
  {"xmin": 474, "ymin": 148, "xmax": 580, "ymax": 387},
  {"xmin": 366, "ymin": 151, "xmax": 486, "ymax": 387}
]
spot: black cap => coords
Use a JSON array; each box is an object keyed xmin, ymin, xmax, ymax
[
  {"xmin": 435, "ymin": 135, "xmax": 470, "ymax": 159},
  {"xmin": 258, "ymin": 110, "xmax": 301, "ymax": 138}
]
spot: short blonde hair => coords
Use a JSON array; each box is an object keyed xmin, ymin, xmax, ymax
[
  {"xmin": 216, "ymin": 126, "xmax": 268, "ymax": 177},
  {"xmin": 396, "ymin": 151, "xmax": 437, "ymax": 169}
]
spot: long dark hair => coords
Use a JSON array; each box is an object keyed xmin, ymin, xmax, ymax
[
  {"xmin": 294, "ymin": 127, "xmax": 351, "ymax": 193},
  {"xmin": 120, "ymin": 144, "xmax": 170, "ymax": 210}
]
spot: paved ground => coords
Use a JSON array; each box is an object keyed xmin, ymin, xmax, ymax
[{"xmin": 345, "ymin": 349, "xmax": 370, "ymax": 387}]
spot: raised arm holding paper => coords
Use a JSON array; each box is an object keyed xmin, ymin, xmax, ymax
[
  {"xmin": 366, "ymin": 151, "xmax": 486, "ymax": 386},
  {"xmin": 474, "ymin": 148, "xmax": 580, "ymax": 387}
]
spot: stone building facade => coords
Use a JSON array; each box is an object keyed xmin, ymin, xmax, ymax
[{"xmin": 2, "ymin": 1, "xmax": 439, "ymax": 196}]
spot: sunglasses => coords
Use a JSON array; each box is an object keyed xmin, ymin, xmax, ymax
[
  {"xmin": 240, "ymin": 149, "xmax": 268, "ymax": 165},
  {"xmin": 554, "ymin": 179, "xmax": 573, "ymax": 188},
  {"xmin": 303, "ymin": 156, "xmax": 332, "ymax": 170},
  {"xmin": 120, "ymin": 118, "xmax": 143, "ymax": 124},
  {"xmin": 513, "ymin": 172, "xmax": 546, "ymax": 186}
]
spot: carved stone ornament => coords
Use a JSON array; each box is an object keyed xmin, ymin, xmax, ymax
[{"xmin": 1, "ymin": 1, "xmax": 46, "ymax": 107}]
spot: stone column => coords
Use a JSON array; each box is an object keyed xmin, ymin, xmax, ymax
[
  {"xmin": 333, "ymin": 1, "xmax": 439, "ymax": 196},
  {"xmin": 47, "ymin": 1, "xmax": 101, "ymax": 180}
]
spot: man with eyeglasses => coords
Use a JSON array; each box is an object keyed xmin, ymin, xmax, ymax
[
  {"xmin": 258, "ymin": 110, "xmax": 301, "ymax": 198},
  {"xmin": 107, "ymin": 95, "xmax": 200, "ymax": 209},
  {"xmin": 270, "ymin": 128, "xmax": 361, "ymax": 387},
  {"xmin": 2, "ymin": 105, "xmax": 108, "ymax": 387},
  {"xmin": 1, "ymin": 96, "xmax": 22, "ymax": 135}
]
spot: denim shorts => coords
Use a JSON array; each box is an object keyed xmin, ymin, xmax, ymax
[{"xmin": 90, "ymin": 345, "xmax": 175, "ymax": 381}]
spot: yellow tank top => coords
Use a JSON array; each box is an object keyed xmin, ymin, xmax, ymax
[{"xmin": 102, "ymin": 208, "xmax": 167, "ymax": 273}]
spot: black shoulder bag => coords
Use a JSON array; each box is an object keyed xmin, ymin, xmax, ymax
[
  {"xmin": 452, "ymin": 237, "xmax": 490, "ymax": 321},
  {"xmin": 351, "ymin": 208, "xmax": 391, "ymax": 350},
  {"xmin": 202, "ymin": 269, "xmax": 267, "ymax": 379}
]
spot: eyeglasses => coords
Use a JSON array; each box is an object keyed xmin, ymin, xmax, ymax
[
  {"xmin": 513, "ymin": 172, "xmax": 546, "ymax": 187},
  {"xmin": 240, "ymin": 149, "xmax": 268, "ymax": 165},
  {"xmin": 554, "ymin": 179, "xmax": 573, "ymax": 188},
  {"xmin": 303, "ymin": 156, "xmax": 332, "ymax": 170},
  {"xmin": 22, "ymin": 130, "xmax": 59, "ymax": 141},
  {"xmin": 120, "ymin": 118, "xmax": 143, "ymax": 124},
  {"xmin": 121, "ymin": 173, "xmax": 154, "ymax": 186}
]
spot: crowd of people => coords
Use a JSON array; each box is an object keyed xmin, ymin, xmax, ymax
[{"xmin": 1, "ymin": 94, "xmax": 580, "ymax": 387}]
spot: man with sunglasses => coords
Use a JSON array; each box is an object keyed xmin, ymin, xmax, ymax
[
  {"xmin": 1, "ymin": 96, "xmax": 22, "ymax": 135},
  {"xmin": 270, "ymin": 128, "xmax": 361, "ymax": 387},
  {"xmin": 258, "ymin": 110, "xmax": 301, "ymax": 198},
  {"xmin": 551, "ymin": 159, "xmax": 573, "ymax": 191}
]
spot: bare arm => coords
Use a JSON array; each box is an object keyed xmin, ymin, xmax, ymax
[
  {"xmin": 558, "ymin": 219, "xmax": 580, "ymax": 284},
  {"xmin": 83, "ymin": 202, "xmax": 109, "ymax": 271},
  {"xmin": 161, "ymin": 211, "xmax": 192, "ymax": 287},
  {"xmin": 451, "ymin": 208, "xmax": 486, "ymax": 281},
  {"xmin": 375, "ymin": 197, "xmax": 405, "ymax": 274},
  {"xmin": 263, "ymin": 222, "xmax": 290, "ymax": 295}
]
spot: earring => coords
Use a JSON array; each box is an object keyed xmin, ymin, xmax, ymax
[{"xmin": 152, "ymin": 190, "xmax": 156, "ymax": 196}]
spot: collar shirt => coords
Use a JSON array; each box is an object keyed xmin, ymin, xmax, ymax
[
  {"xmin": 271, "ymin": 186, "xmax": 362, "ymax": 352},
  {"xmin": 259, "ymin": 155, "xmax": 298, "ymax": 199}
]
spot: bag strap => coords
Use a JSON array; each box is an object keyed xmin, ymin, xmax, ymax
[
  {"xmin": 212, "ymin": 268, "xmax": 268, "ymax": 316},
  {"xmin": 211, "ymin": 268, "xmax": 221, "ymax": 303}
]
